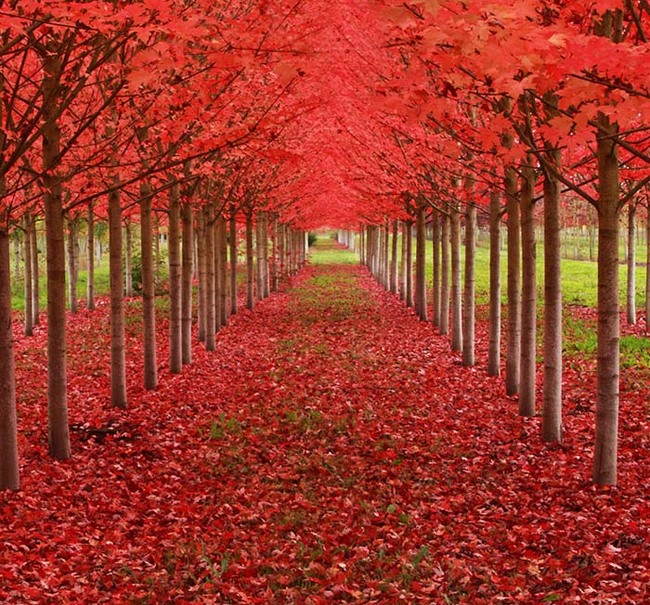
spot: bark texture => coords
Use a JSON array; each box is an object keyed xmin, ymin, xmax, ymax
[
  {"xmin": 542, "ymin": 149, "xmax": 563, "ymax": 442},
  {"xmin": 415, "ymin": 205, "xmax": 427, "ymax": 320},
  {"xmin": 505, "ymin": 164, "xmax": 521, "ymax": 396},
  {"xmin": 450, "ymin": 206, "xmax": 462, "ymax": 352},
  {"xmin": 140, "ymin": 187, "xmax": 157, "ymax": 389},
  {"xmin": 168, "ymin": 184, "xmax": 182, "ymax": 373},
  {"xmin": 86, "ymin": 203, "xmax": 95, "ymax": 310},
  {"xmin": 593, "ymin": 116, "xmax": 620, "ymax": 486},
  {"xmin": 0, "ymin": 226, "xmax": 19, "ymax": 490},
  {"xmin": 519, "ymin": 165, "xmax": 537, "ymax": 417},
  {"xmin": 488, "ymin": 192, "xmax": 501, "ymax": 377},
  {"xmin": 43, "ymin": 54, "xmax": 71, "ymax": 457},
  {"xmin": 462, "ymin": 201, "xmax": 476, "ymax": 367}
]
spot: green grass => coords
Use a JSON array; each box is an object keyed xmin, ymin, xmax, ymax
[{"xmin": 388, "ymin": 233, "xmax": 647, "ymax": 309}]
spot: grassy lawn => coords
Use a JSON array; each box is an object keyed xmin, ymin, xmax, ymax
[{"xmin": 318, "ymin": 233, "xmax": 649, "ymax": 372}]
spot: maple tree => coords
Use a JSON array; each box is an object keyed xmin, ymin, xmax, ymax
[{"xmin": 0, "ymin": 0, "xmax": 647, "ymax": 533}]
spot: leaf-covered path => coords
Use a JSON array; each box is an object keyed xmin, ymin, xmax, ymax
[{"xmin": 2, "ymin": 242, "xmax": 649, "ymax": 604}]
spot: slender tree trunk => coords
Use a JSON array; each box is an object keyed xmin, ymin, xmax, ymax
[
  {"xmin": 86, "ymin": 203, "xmax": 95, "ymax": 310},
  {"xmin": 140, "ymin": 186, "xmax": 157, "ymax": 389},
  {"xmin": 450, "ymin": 206, "xmax": 463, "ymax": 352},
  {"xmin": 23, "ymin": 215, "xmax": 33, "ymax": 336},
  {"xmin": 229, "ymin": 212, "xmax": 238, "ymax": 314},
  {"xmin": 31, "ymin": 216, "xmax": 40, "ymax": 325},
  {"xmin": 255, "ymin": 213, "xmax": 263, "ymax": 300},
  {"xmin": 168, "ymin": 183, "xmax": 182, "ymax": 373},
  {"xmin": 400, "ymin": 223, "xmax": 407, "ymax": 301},
  {"xmin": 205, "ymin": 206, "xmax": 216, "ymax": 351},
  {"xmin": 627, "ymin": 204, "xmax": 636, "ymax": 325},
  {"xmin": 415, "ymin": 206, "xmax": 427, "ymax": 320},
  {"xmin": 390, "ymin": 219, "xmax": 398, "ymax": 294},
  {"xmin": 13, "ymin": 235, "xmax": 19, "ymax": 280},
  {"xmin": 196, "ymin": 211, "xmax": 207, "ymax": 342},
  {"xmin": 593, "ymin": 116, "xmax": 621, "ymax": 486},
  {"xmin": 440, "ymin": 212, "xmax": 450, "ymax": 335},
  {"xmin": 488, "ymin": 192, "xmax": 501, "ymax": 376},
  {"xmin": 271, "ymin": 214, "xmax": 279, "ymax": 293},
  {"xmin": 262, "ymin": 212, "xmax": 270, "ymax": 298},
  {"xmin": 519, "ymin": 164, "xmax": 537, "ymax": 416},
  {"xmin": 432, "ymin": 208, "xmax": 441, "ymax": 328},
  {"xmin": 359, "ymin": 227, "xmax": 367, "ymax": 265},
  {"xmin": 246, "ymin": 212, "xmax": 254, "ymax": 310},
  {"xmin": 214, "ymin": 210, "xmax": 223, "ymax": 333},
  {"xmin": 405, "ymin": 221, "xmax": 414, "ymax": 308},
  {"xmin": 463, "ymin": 201, "xmax": 476, "ymax": 367},
  {"xmin": 124, "ymin": 219, "xmax": 133, "ymax": 298},
  {"xmin": 505, "ymin": 164, "xmax": 521, "ymax": 396},
  {"xmin": 181, "ymin": 204, "xmax": 193, "ymax": 365},
  {"xmin": 277, "ymin": 223, "xmax": 285, "ymax": 285},
  {"xmin": 108, "ymin": 184, "xmax": 127, "ymax": 407},
  {"xmin": 153, "ymin": 215, "xmax": 161, "ymax": 286},
  {"xmin": 0, "ymin": 224, "xmax": 19, "ymax": 490},
  {"xmin": 43, "ymin": 55, "xmax": 71, "ymax": 457},
  {"xmin": 542, "ymin": 149, "xmax": 563, "ymax": 442},
  {"xmin": 382, "ymin": 221, "xmax": 390, "ymax": 288},
  {"xmin": 646, "ymin": 209, "xmax": 650, "ymax": 335},
  {"xmin": 67, "ymin": 218, "xmax": 78, "ymax": 313},
  {"xmin": 217, "ymin": 214, "xmax": 228, "ymax": 326}
]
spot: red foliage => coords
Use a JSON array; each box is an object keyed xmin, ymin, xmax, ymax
[{"xmin": 1, "ymin": 261, "xmax": 648, "ymax": 603}]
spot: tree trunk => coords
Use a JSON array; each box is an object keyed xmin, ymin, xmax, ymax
[
  {"xmin": 153, "ymin": 214, "xmax": 161, "ymax": 285},
  {"xmin": 390, "ymin": 219, "xmax": 398, "ymax": 294},
  {"xmin": 262, "ymin": 212, "xmax": 270, "ymax": 298},
  {"xmin": 168, "ymin": 183, "xmax": 182, "ymax": 373},
  {"xmin": 405, "ymin": 221, "xmax": 414, "ymax": 307},
  {"xmin": 246, "ymin": 212, "xmax": 254, "ymax": 310},
  {"xmin": 196, "ymin": 210, "xmax": 207, "ymax": 342},
  {"xmin": 542, "ymin": 149, "xmax": 563, "ymax": 442},
  {"xmin": 359, "ymin": 227, "xmax": 366, "ymax": 265},
  {"xmin": 488, "ymin": 192, "xmax": 501, "ymax": 376},
  {"xmin": 400, "ymin": 223, "xmax": 407, "ymax": 301},
  {"xmin": 505, "ymin": 164, "xmax": 521, "ymax": 396},
  {"xmin": 627, "ymin": 204, "xmax": 636, "ymax": 325},
  {"xmin": 31, "ymin": 216, "xmax": 40, "ymax": 325},
  {"xmin": 87, "ymin": 203, "xmax": 95, "ymax": 310},
  {"xmin": 181, "ymin": 203, "xmax": 193, "ymax": 365},
  {"xmin": 124, "ymin": 219, "xmax": 133, "ymax": 298},
  {"xmin": 13, "ymin": 235, "xmax": 19, "ymax": 281},
  {"xmin": 271, "ymin": 214, "xmax": 279, "ymax": 293},
  {"xmin": 0, "ymin": 220, "xmax": 19, "ymax": 490},
  {"xmin": 415, "ymin": 206, "xmax": 427, "ymax": 320},
  {"xmin": 218, "ymin": 214, "xmax": 228, "ymax": 326},
  {"xmin": 205, "ymin": 205, "xmax": 216, "ymax": 351},
  {"xmin": 382, "ymin": 221, "xmax": 390, "ymax": 288},
  {"xmin": 23, "ymin": 215, "xmax": 33, "ymax": 336},
  {"xmin": 646, "ymin": 209, "xmax": 649, "ymax": 335},
  {"xmin": 277, "ymin": 223, "xmax": 285, "ymax": 286},
  {"xmin": 214, "ymin": 209, "xmax": 223, "ymax": 333},
  {"xmin": 67, "ymin": 218, "xmax": 78, "ymax": 313},
  {"xmin": 450, "ymin": 205, "xmax": 463, "ymax": 352},
  {"xmin": 593, "ymin": 116, "xmax": 621, "ymax": 486},
  {"xmin": 255, "ymin": 213, "xmax": 263, "ymax": 300},
  {"xmin": 108, "ymin": 183, "xmax": 127, "ymax": 408},
  {"xmin": 440, "ymin": 212, "xmax": 450, "ymax": 335},
  {"xmin": 229, "ymin": 212, "xmax": 238, "ymax": 314},
  {"xmin": 140, "ymin": 186, "xmax": 157, "ymax": 389},
  {"xmin": 519, "ymin": 164, "xmax": 537, "ymax": 416},
  {"xmin": 432, "ymin": 208, "xmax": 441, "ymax": 328},
  {"xmin": 43, "ymin": 55, "xmax": 71, "ymax": 457},
  {"xmin": 463, "ymin": 201, "xmax": 476, "ymax": 367}
]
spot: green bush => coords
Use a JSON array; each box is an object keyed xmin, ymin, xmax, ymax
[
  {"xmin": 127, "ymin": 250, "xmax": 168, "ymax": 295},
  {"xmin": 308, "ymin": 232, "xmax": 318, "ymax": 247}
]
